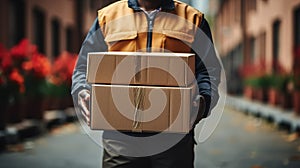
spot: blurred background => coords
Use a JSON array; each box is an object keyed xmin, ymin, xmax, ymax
[{"xmin": 1, "ymin": 0, "xmax": 300, "ymax": 168}]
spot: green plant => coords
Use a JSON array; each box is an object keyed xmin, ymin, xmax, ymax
[
  {"xmin": 268, "ymin": 74, "xmax": 292, "ymax": 92},
  {"xmin": 41, "ymin": 81, "xmax": 70, "ymax": 98},
  {"xmin": 244, "ymin": 75, "xmax": 271, "ymax": 89}
]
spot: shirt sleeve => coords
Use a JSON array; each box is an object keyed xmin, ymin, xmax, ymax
[
  {"xmin": 192, "ymin": 17, "xmax": 221, "ymax": 118},
  {"xmin": 71, "ymin": 18, "xmax": 108, "ymax": 98}
]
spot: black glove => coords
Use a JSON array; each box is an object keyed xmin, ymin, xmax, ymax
[{"xmin": 191, "ymin": 94, "xmax": 206, "ymax": 128}]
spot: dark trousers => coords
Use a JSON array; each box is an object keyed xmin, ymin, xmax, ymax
[{"xmin": 102, "ymin": 134, "xmax": 195, "ymax": 168}]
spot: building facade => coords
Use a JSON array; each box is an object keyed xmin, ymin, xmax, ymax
[
  {"xmin": 0, "ymin": 0, "xmax": 118, "ymax": 59},
  {"xmin": 214, "ymin": 0, "xmax": 300, "ymax": 95}
]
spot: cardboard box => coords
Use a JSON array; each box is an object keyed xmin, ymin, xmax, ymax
[
  {"xmin": 87, "ymin": 52, "xmax": 195, "ymax": 87},
  {"xmin": 90, "ymin": 84, "xmax": 196, "ymax": 133}
]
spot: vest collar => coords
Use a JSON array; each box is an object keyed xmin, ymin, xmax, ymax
[{"xmin": 128, "ymin": 0, "xmax": 175, "ymax": 11}]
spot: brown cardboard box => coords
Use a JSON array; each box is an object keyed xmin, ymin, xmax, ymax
[
  {"xmin": 87, "ymin": 52, "xmax": 195, "ymax": 87},
  {"xmin": 90, "ymin": 84, "xmax": 197, "ymax": 133}
]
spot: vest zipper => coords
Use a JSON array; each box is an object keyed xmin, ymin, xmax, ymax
[
  {"xmin": 142, "ymin": 10, "xmax": 159, "ymax": 52},
  {"xmin": 146, "ymin": 19, "xmax": 154, "ymax": 52}
]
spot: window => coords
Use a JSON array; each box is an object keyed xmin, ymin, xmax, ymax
[
  {"xmin": 66, "ymin": 27, "xmax": 74, "ymax": 52},
  {"xmin": 33, "ymin": 7, "xmax": 45, "ymax": 53},
  {"xmin": 294, "ymin": 7, "xmax": 300, "ymax": 47},
  {"xmin": 259, "ymin": 32, "xmax": 266, "ymax": 62},
  {"xmin": 51, "ymin": 18, "xmax": 60, "ymax": 57},
  {"xmin": 9, "ymin": 0, "xmax": 25, "ymax": 47},
  {"xmin": 250, "ymin": 37, "xmax": 256, "ymax": 63},
  {"xmin": 272, "ymin": 20, "xmax": 281, "ymax": 72}
]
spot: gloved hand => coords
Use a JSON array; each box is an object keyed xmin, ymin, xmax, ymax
[
  {"xmin": 78, "ymin": 89, "xmax": 91, "ymax": 125},
  {"xmin": 191, "ymin": 94, "xmax": 206, "ymax": 128}
]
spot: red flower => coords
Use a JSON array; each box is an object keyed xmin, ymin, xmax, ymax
[
  {"xmin": 9, "ymin": 68, "xmax": 25, "ymax": 93},
  {"xmin": 239, "ymin": 58, "xmax": 287, "ymax": 78},
  {"xmin": 0, "ymin": 44, "xmax": 6, "ymax": 59},
  {"xmin": 9, "ymin": 69, "xmax": 24, "ymax": 84},
  {"xmin": 295, "ymin": 46, "xmax": 300, "ymax": 58},
  {"xmin": 294, "ymin": 46, "xmax": 300, "ymax": 76},
  {"xmin": 1, "ymin": 55, "xmax": 12, "ymax": 70},
  {"xmin": 239, "ymin": 58, "xmax": 266, "ymax": 78},
  {"xmin": 50, "ymin": 52, "xmax": 77, "ymax": 85},
  {"xmin": 22, "ymin": 53, "xmax": 51, "ymax": 78},
  {"xmin": 1, "ymin": 39, "xmax": 52, "ymax": 96},
  {"xmin": 10, "ymin": 39, "xmax": 38, "ymax": 59},
  {"xmin": 0, "ymin": 44, "xmax": 12, "ymax": 70},
  {"xmin": 0, "ymin": 73, "xmax": 4, "ymax": 85}
]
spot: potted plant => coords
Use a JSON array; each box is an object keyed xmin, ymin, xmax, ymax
[
  {"xmin": 258, "ymin": 75, "xmax": 271, "ymax": 102},
  {"xmin": 22, "ymin": 53, "xmax": 51, "ymax": 119},
  {"xmin": 243, "ymin": 77, "xmax": 256, "ymax": 100},
  {"xmin": 240, "ymin": 59, "xmax": 267, "ymax": 101},
  {"xmin": 8, "ymin": 39, "xmax": 51, "ymax": 120},
  {"xmin": 279, "ymin": 75, "xmax": 293, "ymax": 109},
  {"xmin": 267, "ymin": 74, "xmax": 292, "ymax": 108},
  {"xmin": 268, "ymin": 74, "xmax": 283, "ymax": 106},
  {"xmin": 0, "ymin": 42, "xmax": 27, "ymax": 124},
  {"xmin": 243, "ymin": 75, "xmax": 270, "ymax": 101},
  {"xmin": 48, "ymin": 51, "xmax": 77, "ymax": 109}
]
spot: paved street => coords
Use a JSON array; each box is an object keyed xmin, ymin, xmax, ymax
[
  {"xmin": 1, "ymin": 106, "xmax": 300, "ymax": 168},
  {"xmin": 195, "ymin": 107, "xmax": 300, "ymax": 168}
]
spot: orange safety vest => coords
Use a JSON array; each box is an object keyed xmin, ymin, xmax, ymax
[{"xmin": 97, "ymin": 0, "xmax": 203, "ymax": 53}]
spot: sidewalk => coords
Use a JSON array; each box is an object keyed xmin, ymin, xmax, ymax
[
  {"xmin": 227, "ymin": 95, "xmax": 300, "ymax": 132},
  {"xmin": 0, "ymin": 107, "xmax": 77, "ymax": 151}
]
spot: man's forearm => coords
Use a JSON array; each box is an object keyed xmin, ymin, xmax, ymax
[
  {"xmin": 193, "ymin": 18, "xmax": 221, "ymax": 118},
  {"xmin": 71, "ymin": 18, "xmax": 107, "ymax": 97}
]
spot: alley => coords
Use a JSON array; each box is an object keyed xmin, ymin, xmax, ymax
[{"xmin": 1, "ymin": 106, "xmax": 300, "ymax": 168}]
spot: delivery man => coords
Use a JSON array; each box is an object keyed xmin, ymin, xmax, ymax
[{"xmin": 72, "ymin": 0, "xmax": 221, "ymax": 167}]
